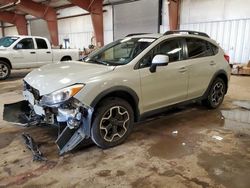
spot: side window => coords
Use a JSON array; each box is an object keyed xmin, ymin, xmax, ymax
[
  {"xmin": 15, "ymin": 38, "xmax": 34, "ymax": 49},
  {"xmin": 138, "ymin": 48, "xmax": 156, "ymax": 68},
  {"xmin": 186, "ymin": 38, "xmax": 214, "ymax": 58},
  {"xmin": 158, "ymin": 39, "xmax": 184, "ymax": 62},
  {"xmin": 36, "ymin": 38, "xmax": 48, "ymax": 49},
  {"xmin": 138, "ymin": 39, "xmax": 184, "ymax": 69}
]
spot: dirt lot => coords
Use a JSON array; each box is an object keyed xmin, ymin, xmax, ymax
[{"xmin": 0, "ymin": 70, "xmax": 249, "ymax": 188}]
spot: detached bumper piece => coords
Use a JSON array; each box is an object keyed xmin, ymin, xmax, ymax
[
  {"xmin": 3, "ymin": 100, "xmax": 42, "ymax": 126},
  {"xmin": 22, "ymin": 133, "xmax": 47, "ymax": 161},
  {"xmin": 56, "ymin": 107, "xmax": 93, "ymax": 155}
]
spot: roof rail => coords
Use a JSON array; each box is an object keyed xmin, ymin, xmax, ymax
[
  {"xmin": 164, "ymin": 30, "xmax": 210, "ymax": 38},
  {"xmin": 125, "ymin": 33, "xmax": 151, "ymax": 37}
]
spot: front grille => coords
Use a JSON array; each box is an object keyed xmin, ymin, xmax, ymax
[
  {"xmin": 24, "ymin": 81, "xmax": 41, "ymax": 100},
  {"xmin": 31, "ymin": 87, "xmax": 40, "ymax": 100}
]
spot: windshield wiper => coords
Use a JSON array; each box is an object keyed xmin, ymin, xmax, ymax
[{"xmin": 86, "ymin": 59, "xmax": 109, "ymax": 66}]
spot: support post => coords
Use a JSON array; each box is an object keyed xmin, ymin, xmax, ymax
[
  {"xmin": 1, "ymin": 21, "xmax": 5, "ymax": 37},
  {"xmin": 0, "ymin": 11, "xmax": 28, "ymax": 35},
  {"xmin": 90, "ymin": 0, "xmax": 104, "ymax": 47},
  {"xmin": 0, "ymin": 0, "xmax": 59, "ymax": 45},
  {"xmin": 17, "ymin": 0, "xmax": 59, "ymax": 45},
  {"xmin": 168, "ymin": 0, "xmax": 180, "ymax": 30},
  {"xmin": 70, "ymin": 0, "xmax": 104, "ymax": 47}
]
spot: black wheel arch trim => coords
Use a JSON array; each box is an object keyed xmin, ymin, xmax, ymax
[
  {"xmin": 90, "ymin": 86, "xmax": 140, "ymax": 121},
  {"xmin": 202, "ymin": 69, "xmax": 229, "ymax": 99}
]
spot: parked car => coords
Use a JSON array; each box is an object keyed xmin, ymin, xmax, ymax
[
  {"xmin": 0, "ymin": 35, "xmax": 79, "ymax": 80},
  {"xmin": 4, "ymin": 30, "xmax": 231, "ymax": 155}
]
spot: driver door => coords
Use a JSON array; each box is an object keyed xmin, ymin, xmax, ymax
[
  {"xmin": 139, "ymin": 38, "xmax": 188, "ymax": 112},
  {"xmin": 12, "ymin": 38, "xmax": 37, "ymax": 68}
]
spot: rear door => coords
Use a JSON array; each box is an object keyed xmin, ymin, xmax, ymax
[
  {"xmin": 12, "ymin": 38, "xmax": 37, "ymax": 68},
  {"xmin": 138, "ymin": 38, "xmax": 188, "ymax": 112},
  {"xmin": 184, "ymin": 37, "xmax": 218, "ymax": 99},
  {"xmin": 35, "ymin": 38, "xmax": 53, "ymax": 66}
]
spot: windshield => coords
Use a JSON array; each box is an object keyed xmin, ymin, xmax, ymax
[
  {"xmin": 85, "ymin": 37, "xmax": 156, "ymax": 66},
  {"xmin": 0, "ymin": 36, "xmax": 19, "ymax": 47}
]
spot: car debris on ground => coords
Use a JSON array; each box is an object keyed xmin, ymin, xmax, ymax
[{"xmin": 22, "ymin": 133, "xmax": 47, "ymax": 161}]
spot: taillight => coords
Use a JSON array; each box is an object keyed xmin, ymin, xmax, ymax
[{"xmin": 224, "ymin": 55, "xmax": 230, "ymax": 63}]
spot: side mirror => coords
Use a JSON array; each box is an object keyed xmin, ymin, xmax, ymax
[
  {"xmin": 150, "ymin": 54, "xmax": 169, "ymax": 73},
  {"xmin": 14, "ymin": 43, "xmax": 23, "ymax": 50}
]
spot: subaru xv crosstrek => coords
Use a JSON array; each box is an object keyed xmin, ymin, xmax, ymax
[{"xmin": 4, "ymin": 30, "xmax": 231, "ymax": 155}]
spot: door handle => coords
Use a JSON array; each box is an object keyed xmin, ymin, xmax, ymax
[
  {"xmin": 30, "ymin": 52, "xmax": 36, "ymax": 54},
  {"xmin": 210, "ymin": 61, "xmax": 216, "ymax": 65},
  {"xmin": 179, "ymin": 67, "xmax": 187, "ymax": 73},
  {"xmin": 46, "ymin": 51, "xmax": 51, "ymax": 54}
]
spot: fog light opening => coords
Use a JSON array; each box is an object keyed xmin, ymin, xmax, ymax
[{"xmin": 67, "ymin": 112, "xmax": 82, "ymax": 129}]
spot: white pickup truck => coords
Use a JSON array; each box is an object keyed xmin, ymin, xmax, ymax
[{"xmin": 0, "ymin": 35, "xmax": 79, "ymax": 80}]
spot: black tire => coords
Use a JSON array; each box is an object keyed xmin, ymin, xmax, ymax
[
  {"xmin": 0, "ymin": 61, "xmax": 11, "ymax": 80},
  {"xmin": 91, "ymin": 97, "xmax": 134, "ymax": 149},
  {"xmin": 203, "ymin": 77, "xmax": 226, "ymax": 109},
  {"xmin": 61, "ymin": 56, "xmax": 72, "ymax": 61}
]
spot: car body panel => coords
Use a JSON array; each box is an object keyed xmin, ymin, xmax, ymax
[
  {"xmin": 139, "ymin": 61, "xmax": 188, "ymax": 112},
  {"xmin": 185, "ymin": 55, "xmax": 217, "ymax": 99},
  {"xmin": 24, "ymin": 61, "xmax": 115, "ymax": 95}
]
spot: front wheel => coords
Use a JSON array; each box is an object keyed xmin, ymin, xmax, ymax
[
  {"xmin": 91, "ymin": 97, "xmax": 134, "ymax": 149},
  {"xmin": 203, "ymin": 78, "xmax": 226, "ymax": 109},
  {"xmin": 0, "ymin": 61, "xmax": 11, "ymax": 80}
]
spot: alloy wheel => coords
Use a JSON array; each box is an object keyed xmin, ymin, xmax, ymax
[
  {"xmin": 211, "ymin": 82, "xmax": 224, "ymax": 106},
  {"xmin": 0, "ymin": 64, "xmax": 8, "ymax": 79},
  {"xmin": 99, "ymin": 106, "xmax": 130, "ymax": 142}
]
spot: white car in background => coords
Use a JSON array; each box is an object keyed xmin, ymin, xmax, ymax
[{"xmin": 0, "ymin": 35, "xmax": 79, "ymax": 80}]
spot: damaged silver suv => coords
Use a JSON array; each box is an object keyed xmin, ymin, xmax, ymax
[{"xmin": 4, "ymin": 30, "xmax": 231, "ymax": 155}]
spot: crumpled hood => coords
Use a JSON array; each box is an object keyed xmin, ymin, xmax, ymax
[{"xmin": 24, "ymin": 61, "xmax": 115, "ymax": 95}]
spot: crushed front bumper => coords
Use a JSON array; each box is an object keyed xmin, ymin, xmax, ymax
[{"xmin": 3, "ymin": 92, "xmax": 93, "ymax": 155}]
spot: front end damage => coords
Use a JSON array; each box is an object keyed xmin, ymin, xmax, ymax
[{"xmin": 3, "ymin": 82, "xmax": 93, "ymax": 155}]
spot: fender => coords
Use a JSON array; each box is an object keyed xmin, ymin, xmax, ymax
[
  {"xmin": 201, "ymin": 69, "xmax": 229, "ymax": 99},
  {"xmin": 90, "ymin": 86, "xmax": 140, "ymax": 121}
]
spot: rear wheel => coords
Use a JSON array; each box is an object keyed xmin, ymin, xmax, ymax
[
  {"xmin": 91, "ymin": 97, "xmax": 134, "ymax": 149},
  {"xmin": 0, "ymin": 61, "xmax": 11, "ymax": 80},
  {"xmin": 203, "ymin": 78, "xmax": 226, "ymax": 109}
]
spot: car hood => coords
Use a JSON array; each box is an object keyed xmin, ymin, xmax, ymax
[
  {"xmin": 0, "ymin": 46, "xmax": 8, "ymax": 50},
  {"xmin": 24, "ymin": 61, "xmax": 115, "ymax": 95}
]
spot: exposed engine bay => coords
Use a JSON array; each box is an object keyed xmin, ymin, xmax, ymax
[{"xmin": 3, "ymin": 82, "xmax": 93, "ymax": 155}]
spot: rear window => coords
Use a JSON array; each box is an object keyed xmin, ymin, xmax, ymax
[
  {"xmin": 211, "ymin": 43, "xmax": 219, "ymax": 55},
  {"xmin": 186, "ymin": 38, "xmax": 214, "ymax": 58},
  {"xmin": 36, "ymin": 38, "xmax": 48, "ymax": 49}
]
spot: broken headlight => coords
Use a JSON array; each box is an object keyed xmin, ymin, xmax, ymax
[{"xmin": 40, "ymin": 84, "xmax": 84, "ymax": 106}]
